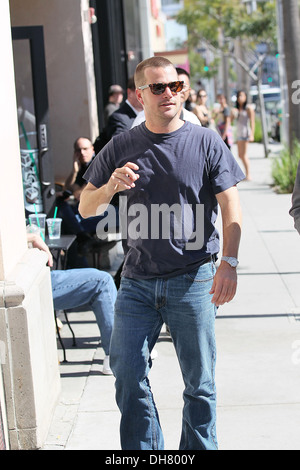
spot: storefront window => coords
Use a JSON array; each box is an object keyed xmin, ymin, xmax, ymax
[
  {"xmin": 122, "ymin": 0, "xmax": 142, "ymax": 76},
  {"xmin": 12, "ymin": 39, "xmax": 43, "ymax": 213}
]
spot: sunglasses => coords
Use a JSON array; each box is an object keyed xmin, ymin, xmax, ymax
[{"xmin": 138, "ymin": 81, "xmax": 184, "ymax": 95}]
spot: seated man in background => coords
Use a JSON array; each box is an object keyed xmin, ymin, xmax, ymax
[
  {"xmin": 57, "ymin": 136, "xmax": 118, "ymax": 266},
  {"xmin": 64, "ymin": 136, "xmax": 95, "ymax": 201},
  {"xmin": 27, "ymin": 232, "xmax": 117, "ymax": 375},
  {"xmin": 59, "ymin": 136, "xmax": 99, "ymax": 235}
]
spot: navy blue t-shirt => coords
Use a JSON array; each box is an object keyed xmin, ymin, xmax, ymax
[{"xmin": 83, "ymin": 121, "xmax": 245, "ymax": 279}]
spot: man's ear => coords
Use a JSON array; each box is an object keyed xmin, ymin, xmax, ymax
[{"xmin": 136, "ymin": 89, "xmax": 144, "ymax": 106}]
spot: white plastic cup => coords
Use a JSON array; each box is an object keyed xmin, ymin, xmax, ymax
[
  {"xmin": 47, "ymin": 218, "xmax": 62, "ymax": 239},
  {"xmin": 28, "ymin": 213, "xmax": 46, "ymax": 240}
]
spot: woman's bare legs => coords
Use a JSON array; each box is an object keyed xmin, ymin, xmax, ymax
[{"xmin": 237, "ymin": 140, "xmax": 251, "ymax": 180}]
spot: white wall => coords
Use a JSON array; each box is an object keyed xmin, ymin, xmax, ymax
[
  {"xmin": 10, "ymin": 0, "xmax": 99, "ymax": 183},
  {"xmin": 0, "ymin": 0, "xmax": 27, "ymax": 280},
  {"xmin": 0, "ymin": 1, "xmax": 61, "ymax": 449}
]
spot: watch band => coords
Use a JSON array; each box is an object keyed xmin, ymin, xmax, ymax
[{"xmin": 221, "ymin": 256, "xmax": 239, "ymax": 268}]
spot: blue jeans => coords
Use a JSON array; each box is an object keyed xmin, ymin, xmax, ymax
[
  {"xmin": 51, "ymin": 268, "xmax": 117, "ymax": 355},
  {"xmin": 110, "ymin": 261, "xmax": 218, "ymax": 450}
]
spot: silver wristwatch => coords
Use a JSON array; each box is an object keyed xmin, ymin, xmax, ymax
[{"xmin": 221, "ymin": 256, "xmax": 239, "ymax": 268}]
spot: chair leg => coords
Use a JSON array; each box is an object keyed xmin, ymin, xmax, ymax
[
  {"xmin": 54, "ymin": 310, "xmax": 67, "ymax": 363},
  {"xmin": 63, "ymin": 310, "xmax": 77, "ymax": 347}
]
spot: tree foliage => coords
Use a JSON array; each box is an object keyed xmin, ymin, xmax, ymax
[{"xmin": 177, "ymin": 0, "xmax": 277, "ymax": 53}]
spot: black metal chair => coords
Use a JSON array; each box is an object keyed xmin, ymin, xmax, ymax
[{"xmin": 54, "ymin": 310, "xmax": 77, "ymax": 363}]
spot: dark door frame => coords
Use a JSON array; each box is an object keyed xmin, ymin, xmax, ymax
[
  {"xmin": 12, "ymin": 25, "xmax": 56, "ymax": 215},
  {"xmin": 91, "ymin": 0, "xmax": 128, "ymax": 131}
]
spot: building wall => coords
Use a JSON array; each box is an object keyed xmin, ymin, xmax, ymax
[
  {"xmin": 149, "ymin": 0, "xmax": 167, "ymax": 53},
  {"xmin": 0, "ymin": 3, "xmax": 28, "ymax": 281},
  {"xmin": 154, "ymin": 48, "xmax": 189, "ymax": 70},
  {"xmin": 1, "ymin": 1, "xmax": 61, "ymax": 449},
  {"xmin": 10, "ymin": 0, "xmax": 99, "ymax": 183}
]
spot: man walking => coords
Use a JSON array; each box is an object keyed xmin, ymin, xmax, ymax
[{"xmin": 79, "ymin": 57, "xmax": 244, "ymax": 450}]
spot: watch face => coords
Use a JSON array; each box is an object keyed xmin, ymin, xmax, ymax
[
  {"xmin": 228, "ymin": 257, "xmax": 238, "ymax": 267},
  {"xmin": 222, "ymin": 256, "xmax": 239, "ymax": 267}
]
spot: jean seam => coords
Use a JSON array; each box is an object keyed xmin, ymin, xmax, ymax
[
  {"xmin": 184, "ymin": 276, "xmax": 214, "ymax": 283},
  {"xmin": 52, "ymin": 278, "xmax": 98, "ymax": 294},
  {"xmin": 140, "ymin": 379, "xmax": 158, "ymax": 450},
  {"xmin": 184, "ymin": 273, "xmax": 214, "ymax": 283},
  {"xmin": 210, "ymin": 342, "xmax": 218, "ymax": 449},
  {"xmin": 146, "ymin": 316, "xmax": 163, "ymax": 450}
]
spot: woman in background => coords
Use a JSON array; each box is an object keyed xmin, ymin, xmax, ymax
[
  {"xmin": 193, "ymin": 89, "xmax": 211, "ymax": 127},
  {"xmin": 214, "ymin": 94, "xmax": 233, "ymax": 149},
  {"xmin": 185, "ymin": 89, "xmax": 197, "ymax": 111},
  {"xmin": 235, "ymin": 90, "xmax": 255, "ymax": 181}
]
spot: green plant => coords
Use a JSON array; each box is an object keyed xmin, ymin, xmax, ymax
[
  {"xmin": 254, "ymin": 116, "xmax": 263, "ymax": 143},
  {"xmin": 272, "ymin": 140, "xmax": 300, "ymax": 193}
]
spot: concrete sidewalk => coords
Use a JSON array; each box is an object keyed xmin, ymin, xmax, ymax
[{"xmin": 42, "ymin": 143, "xmax": 300, "ymax": 451}]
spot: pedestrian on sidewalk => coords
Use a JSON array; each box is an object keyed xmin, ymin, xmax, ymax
[
  {"xmin": 233, "ymin": 90, "xmax": 255, "ymax": 181},
  {"xmin": 193, "ymin": 88, "xmax": 212, "ymax": 127},
  {"xmin": 79, "ymin": 56, "xmax": 244, "ymax": 450},
  {"xmin": 214, "ymin": 93, "xmax": 234, "ymax": 149}
]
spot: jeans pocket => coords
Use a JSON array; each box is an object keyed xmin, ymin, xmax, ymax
[{"xmin": 184, "ymin": 261, "xmax": 215, "ymax": 283}]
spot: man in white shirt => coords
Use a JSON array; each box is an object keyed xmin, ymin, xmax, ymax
[{"xmin": 106, "ymin": 77, "xmax": 143, "ymax": 139}]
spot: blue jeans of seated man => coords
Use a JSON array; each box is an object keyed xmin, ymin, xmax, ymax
[
  {"xmin": 110, "ymin": 261, "xmax": 218, "ymax": 450},
  {"xmin": 51, "ymin": 269, "xmax": 117, "ymax": 355}
]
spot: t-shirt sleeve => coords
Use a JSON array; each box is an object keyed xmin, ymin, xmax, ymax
[
  {"xmin": 208, "ymin": 134, "xmax": 245, "ymax": 194},
  {"xmin": 82, "ymin": 140, "xmax": 116, "ymax": 188}
]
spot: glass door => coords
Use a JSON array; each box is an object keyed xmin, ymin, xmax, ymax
[{"xmin": 11, "ymin": 26, "xmax": 55, "ymax": 216}]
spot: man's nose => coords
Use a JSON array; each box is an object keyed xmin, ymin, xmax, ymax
[{"xmin": 164, "ymin": 86, "xmax": 175, "ymax": 97}]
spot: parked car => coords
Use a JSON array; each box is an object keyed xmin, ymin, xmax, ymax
[{"xmin": 250, "ymin": 86, "xmax": 281, "ymax": 141}]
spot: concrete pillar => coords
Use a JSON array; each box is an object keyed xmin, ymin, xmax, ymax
[{"xmin": 0, "ymin": 0, "xmax": 60, "ymax": 450}]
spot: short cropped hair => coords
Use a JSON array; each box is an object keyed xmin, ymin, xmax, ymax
[
  {"xmin": 73, "ymin": 136, "xmax": 92, "ymax": 151},
  {"xmin": 176, "ymin": 67, "xmax": 190, "ymax": 79},
  {"xmin": 134, "ymin": 56, "xmax": 177, "ymax": 88}
]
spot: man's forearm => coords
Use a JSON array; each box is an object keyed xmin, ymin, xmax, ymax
[
  {"xmin": 222, "ymin": 217, "xmax": 242, "ymax": 258},
  {"xmin": 79, "ymin": 161, "xmax": 140, "ymax": 218},
  {"xmin": 218, "ymin": 187, "xmax": 242, "ymax": 257},
  {"xmin": 210, "ymin": 186, "xmax": 242, "ymax": 306},
  {"xmin": 64, "ymin": 170, "xmax": 78, "ymax": 191},
  {"xmin": 79, "ymin": 182, "xmax": 114, "ymax": 218}
]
